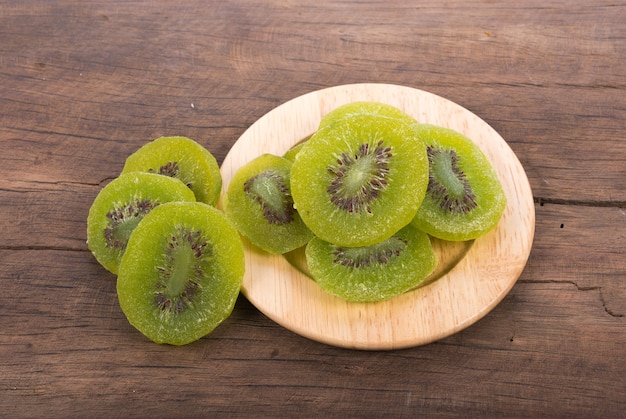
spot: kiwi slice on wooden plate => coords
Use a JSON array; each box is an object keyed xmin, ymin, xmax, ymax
[
  {"xmin": 410, "ymin": 124, "xmax": 507, "ymax": 241},
  {"xmin": 318, "ymin": 101, "xmax": 418, "ymax": 130},
  {"xmin": 87, "ymin": 172, "xmax": 196, "ymax": 275},
  {"xmin": 290, "ymin": 114, "xmax": 429, "ymax": 247},
  {"xmin": 282, "ymin": 141, "xmax": 306, "ymax": 162},
  {"xmin": 116, "ymin": 201, "xmax": 245, "ymax": 346},
  {"xmin": 283, "ymin": 101, "xmax": 417, "ymax": 163},
  {"xmin": 223, "ymin": 153, "xmax": 313, "ymax": 254},
  {"xmin": 121, "ymin": 136, "xmax": 222, "ymax": 206},
  {"xmin": 306, "ymin": 224, "xmax": 437, "ymax": 302}
]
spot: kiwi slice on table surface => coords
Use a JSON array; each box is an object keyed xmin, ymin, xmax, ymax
[
  {"xmin": 306, "ymin": 224, "xmax": 437, "ymax": 303},
  {"xmin": 87, "ymin": 171, "xmax": 196, "ymax": 275},
  {"xmin": 410, "ymin": 124, "xmax": 507, "ymax": 241},
  {"xmin": 121, "ymin": 136, "xmax": 222, "ymax": 206},
  {"xmin": 318, "ymin": 101, "xmax": 418, "ymax": 130},
  {"xmin": 117, "ymin": 201, "xmax": 245, "ymax": 346},
  {"xmin": 290, "ymin": 114, "xmax": 429, "ymax": 247},
  {"xmin": 223, "ymin": 153, "xmax": 314, "ymax": 254}
]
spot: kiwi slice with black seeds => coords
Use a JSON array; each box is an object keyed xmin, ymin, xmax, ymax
[
  {"xmin": 223, "ymin": 153, "xmax": 313, "ymax": 254},
  {"xmin": 410, "ymin": 124, "xmax": 507, "ymax": 241},
  {"xmin": 291, "ymin": 114, "xmax": 429, "ymax": 247},
  {"xmin": 121, "ymin": 136, "xmax": 222, "ymax": 206},
  {"xmin": 87, "ymin": 171, "xmax": 196, "ymax": 275},
  {"xmin": 306, "ymin": 224, "xmax": 437, "ymax": 302},
  {"xmin": 116, "ymin": 201, "xmax": 244, "ymax": 345}
]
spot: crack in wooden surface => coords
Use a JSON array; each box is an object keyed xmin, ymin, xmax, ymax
[
  {"xmin": 518, "ymin": 279, "xmax": 624, "ymax": 318},
  {"xmin": 535, "ymin": 197, "xmax": 626, "ymax": 208}
]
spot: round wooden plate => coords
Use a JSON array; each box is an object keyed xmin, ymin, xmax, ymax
[{"xmin": 219, "ymin": 83, "xmax": 535, "ymax": 350}]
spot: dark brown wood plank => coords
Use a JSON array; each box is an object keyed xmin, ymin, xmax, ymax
[
  {"xmin": 1, "ymin": 1, "xmax": 625, "ymax": 201},
  {"xmin": 0, "ymin": 181, "xmax": 94, "ymax": 250}
]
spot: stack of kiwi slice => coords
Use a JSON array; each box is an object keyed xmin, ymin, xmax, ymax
[
  {"xmin": 87, "ymin": 136, "xmax": 244, "ymax": 345},
  {"xmin": 224, "ymin": 102, "xmax": 506, "ymax": 303}
]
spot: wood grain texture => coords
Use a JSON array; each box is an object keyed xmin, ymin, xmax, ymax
[{"xmin": 1, "ymin": 0, "xmax": 624, "ymax": 416}]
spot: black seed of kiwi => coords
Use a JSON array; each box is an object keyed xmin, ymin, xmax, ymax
[
  {"xmin": 325, "ymin": 140, "xmax": 392, "ymax": 215},
  {"xmin": 243, "ymin": 170, "xmax": 293, "ymax": 225},
  {"xmin": 426, "ymin": 145, "xmax": 477, "ymax": 214},
  {"xmin": 153, "ymin": 226, "xmax": 213, "ymax": 316},
  {"xmin": 103, "ymin": 198, "xmax": 158, "ymax": 250}
]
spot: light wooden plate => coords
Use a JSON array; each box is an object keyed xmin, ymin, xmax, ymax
[{"xmin": 219, "ymin": 83, "xmax": 535, "ymax": 350}]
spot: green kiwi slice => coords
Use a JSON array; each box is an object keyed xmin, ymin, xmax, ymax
[
  {"xmin": 290, "ymin": 114, "xmax": 429, "ymax": 247},
  {"xmin": 282, "ymin": 141, "xmax": 306, "ymax": 162},
  {"xmin": 410, "ymin": 124, "xmax": 507, "ymax": 241},
  {"xmin": 223, "ymin": 154, "xmax": 314, "ymax": 254},
  {"xmin": 318, "ymin": 101, "xmax": 418, "ymax": 130},
  {"xmin": 87, "ymin": 172, "xmax": 196, "ymax": 274},
  {"xmin": 116, "ymin": 201, "xmax": 245, "ymax": 346},
  {"xmin": 306, "ymin": 224, "xmax": 437, "ymax": 302},
  {"xmin": 121, "ymin": 136, "xmax": 222, "ymax": 206},
  {"xmin": 284, "ymin": 102, "xmax": 416, "ymax": 163}
]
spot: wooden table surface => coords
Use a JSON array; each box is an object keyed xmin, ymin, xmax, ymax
[{"xmin": 2, "ymin": 1, "xmax": 624, "ymax": 417}]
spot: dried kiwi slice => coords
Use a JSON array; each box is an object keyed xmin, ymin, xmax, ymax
[
  {"xmin": 410, "ymin": 124, "xmax": 507, "ymax": 241},
  {"xmin": 87, "ymin": 172, "xmax": 196, "ymax": 275},
  {"xmin": 318, "ymin": 101, "xmax": 417, "ymax": 130},
  {"xmin": 306, "ymin": 224, "xmax": 437, "ymax": 302},
  {"xmin": 291, "ymin": 114, "xmax": 429, "ymax": 247},
  {"xmin": 282, "ymin": 141, "xmax": 306, "ymax": 162},
  {"xmin": 284, "ymin": 102, "xmax": 416, "ymax": 162},
  {"xmin": 223, "ymin": 154, "xmax": 313, "ymax": 254},
  {"xmin": 121, "ymin": 136, "xmax": 222, "ymax": 206},
  {"xmin": 116, "ymin": 201, "xmax": 244, "ymax": 346}
]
